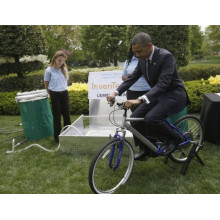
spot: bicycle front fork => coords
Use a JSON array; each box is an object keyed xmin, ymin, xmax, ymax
[{"xmin": 109, "ymin": 134, "xmax": 124, "ymax": 170}]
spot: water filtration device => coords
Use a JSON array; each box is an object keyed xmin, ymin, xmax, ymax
[{"xmin": 15, "ymin": 89, "xmax": 54, "ymax": 140}]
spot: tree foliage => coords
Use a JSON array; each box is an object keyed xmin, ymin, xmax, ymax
[
  {"xmin": 41, "ymin": 25, "xmax": 82, "ymax": 63},
  {"xmin": 189, "ymin": 25, "xmax": 204, "ymax": 59},
  {"xmin": 0, "ymin": 25, "xmax": 47, "ymax": 77},
  {"xmin": 80, "ymin": 25, "xmax": 128, "ymax": 66},
  {"xmin": 205, "ymin": 25, "xmax": 220, "ymax": 52},
  {"xmin": 127, "ymin": 25, "xmax": 190, "ymax": 68}
]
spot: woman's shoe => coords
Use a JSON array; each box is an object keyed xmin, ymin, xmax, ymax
[{"xmin": 54, "ymin": 137, "xmax": 59, "ymax": 143}]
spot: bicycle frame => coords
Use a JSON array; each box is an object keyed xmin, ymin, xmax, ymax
[
  {"xmin": 121, "ymin": 119, "xmax": 158, "ymax": 153},
  {"xmin": 109, "ymin": 105, "xmax": 193, "ymax": 169},
  {"xmin": 89, "ymin": 101, "xmax": 204, "ymax": 194}
]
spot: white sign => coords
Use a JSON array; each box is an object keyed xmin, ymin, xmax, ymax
[{"xmin": 88, "ymin": 70, "xmax": 126, "ymax": 99}]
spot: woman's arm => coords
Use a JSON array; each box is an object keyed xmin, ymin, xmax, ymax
[
  {"xmin": 44, "ymin": 81, "xmax": 50, "ymax": 94},
  {"xmin": 122, "ymin": 74, "xmax": 132, "ymax": 81}
]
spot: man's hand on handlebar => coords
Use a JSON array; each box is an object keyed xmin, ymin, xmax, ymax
[
  {"xmin": 107, "ymin": 93, "xmax": 141, "ymax": 108},
  {"xmin": 107, "ymin": 92, "xmax": 117, "ymax": 102},
  {"xmin": 125, "ymin": 99, "xmax": 141, "ymax": 108}
]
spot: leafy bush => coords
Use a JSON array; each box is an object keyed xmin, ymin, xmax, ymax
[
  {"xmin": 0, "ymin": 91, "xmax": 20, "ymax": 115},
  {"xmin": 1, "ymin": 65, "xmax": 220, "ymax": 115},
  {"xmin": 0, "ymin": 25, "xmax": 47, "ymax": 77},
  {"xmin": 20, "ymin": 54, "xmax": 49, "ymax": 65},
  {"xmin": 207, "ymin": 75, "xmax": 220, "ymax": 84},
  {"xmin": 68, "ymin": 83, "xmax": 89, "ymax": 115},
  {"xmin": 0, "ymin": 67, "xmax": 122, "ymax": 92},
  {"xmin": 69, "ymin": 70, "xmax": 88, "ymax": 83},
  {"xmin": 0, "ymin": 83, "xmax": 89, "ymax": 115},
  {"xmin": 179, "ymin": 64, "xmax": 220, "ymax": 81},
  {"xmin": 69, "ymin": 66, "xmax": 122, "ymax": 83},
  {"xmin": 1, "ymin": 80, "xmax": 219, "ymax": 115},
  {"xmin": 185, "ymin": 80, "xmax": 219, "ymax": 113},
  {"xmin": 0, "ymin": 73, "xmax": 45, "ymax": 92},
  {"xmin": 68, "ymin": 90, "xmax": 89, "ymax": 115},
  {"xmin": 0, "ymin": 60, "xmax": 44, "ymax": 76}
]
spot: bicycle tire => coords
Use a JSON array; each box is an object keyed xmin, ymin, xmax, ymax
[
  {"xmin": 89, "ymin": 138, "xmax": 134, "ymax": 194},
  {"xmin": 169, "ymin": 115, "xmax": 204, "ymax": 164}
]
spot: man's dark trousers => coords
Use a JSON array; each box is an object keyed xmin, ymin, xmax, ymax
[{"xmin": 130, "ymin": 100, "xmax": 180, "ymax": 149}]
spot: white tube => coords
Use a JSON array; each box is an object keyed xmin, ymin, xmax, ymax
[
  {"xmin": 6, "ymin": 124, "xmax": 75, "ymax": 154},
  {"xmin": 6, "ymin": 143, "xmax": 60, "ymax": 154}
]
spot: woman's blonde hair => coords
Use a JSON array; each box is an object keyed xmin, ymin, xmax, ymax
[{"xmin": 50, "ymin": 51, "xmax": 68, "ymax": 79}]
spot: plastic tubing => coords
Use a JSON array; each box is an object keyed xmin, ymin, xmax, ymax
[{"xmin": 6, "ymin": 124, "xmax": 82, "ymax": 154}]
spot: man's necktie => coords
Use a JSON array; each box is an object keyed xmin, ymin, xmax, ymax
[{"xmin": 146, "ymin": 59, "xmax": 150, "ymax": 81}]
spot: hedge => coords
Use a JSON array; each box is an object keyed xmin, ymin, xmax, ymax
[
  {"xmin": 0, "ymin": 66, "xmax": 122, "ymax": 92},
  {"xmin": 68, "ymin": 66, "xmax": 122, "ymax": 84},
  {"xmin": 0, "ymin": 89, "xmax": 89, "ymax": 116},
  {"xmin": 71, "ymin": 65, "xmax": 220, "ymax": 85},
  {"xmin": 2, "ymin": 64, "xmax": 220, "ymax": 92},
  {"xmin": 0, "ymin": 60, "xmax": 44, "ymax": 76},
  {"xmin": 0, "ymin": 91, "xmax": 20, "ymax": 115},
  {"xmin": 184, "ymin": 80, "xmax": 219, "ymax": 112},
  {"xmin": 1, "ymin": 81, "xmax": 219, "ymax": 115},
  {"xmin": 1, "ymin": 66, "xmax": 220, "ymax": 115},
  {"xmin": 0, "ymin": 72, "xmax": 45, "ymax": 92},
  {"xmin": 179, "ymin": 64, "xmax": 220, "ymax": 81},
  {"xmin": 68, "ymin": 90, "xmax": 89, "ymax": 115}
]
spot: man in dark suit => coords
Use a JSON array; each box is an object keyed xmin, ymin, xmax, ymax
[{"xmin": 107, "ymin": 32, "xmax": 188, "ymax": 160}]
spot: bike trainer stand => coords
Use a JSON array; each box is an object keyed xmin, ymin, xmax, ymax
[{"xmin": 163, "ymin": 143, "xmax": 205, "ymax": 175}]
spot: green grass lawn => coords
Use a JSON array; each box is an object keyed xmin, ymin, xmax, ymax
[
  {"xmin": 0, "ymin": 115, "xmax": 220, "ymax": 194},
  {"xmin": 188, "ymin": 55, "xmax": 220, "ymax": 66}
]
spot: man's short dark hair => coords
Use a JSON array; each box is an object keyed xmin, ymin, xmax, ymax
[{"xmin": 132, "ymin": 32, "xmax": 152, "ymax": 46}]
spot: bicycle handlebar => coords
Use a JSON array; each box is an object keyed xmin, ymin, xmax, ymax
[
  {"xmin": 108, "ymin": 98, "xmax": 128, "ymax": 110},
  {"xmin": 108, "ymin": 98, "xmax": 140, "ymax": 111},
  {"xmin": 109, "ymin": 97, "xmax": 116, "ymax": 107}
]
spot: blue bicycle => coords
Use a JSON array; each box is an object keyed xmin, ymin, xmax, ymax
[{"xmin": 88, "ymin": 99, "xmax": 204, "ymax": 194}]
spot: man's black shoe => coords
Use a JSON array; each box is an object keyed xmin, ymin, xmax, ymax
[
  {"xmin": 134, "ymin": 146, "xmax": 150, "ymax": 161},
  {"xmin": 164, "ymin": 136, "xmax": 182, "ymax": 156}
]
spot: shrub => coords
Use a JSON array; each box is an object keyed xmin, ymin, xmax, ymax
[
  {"xmin": 69, "ymin": 71, "xmax": 88, "ymax": 83},
  {"xmin": 0, "ymin": 72, "xmax": 45, "ymax": 92},
  {"xmin": 68, "ymin": 66, "xmax": 122, "ymax": 83},
  {"xmin": 68, "ymin": 83, "xmax": 89, "ymax": 115},
  {"xmin": 68, "ymin": 90, "xmax": 89, "ymax": 115},
  {"xmin": 208, "ymin": 75, "xmax": 220, "ymax": 85},
  {"xmin": 185, "ymin": 80, "xmax": 219, "ymax": 113},
  {"xmin": 1, "ymin": 80, "xmax": 219, "ymax": 116},
  {"xmin": 0, "ymin": 60, "xmax": 44, "ymax": 76},
  {"xmin": 20, "ymin": 54, "xmax": 49, "ymax": 65},
  {"xmin": 0, "ymin": 91, "xmax": 20, "ymax": 115},
  {"xmin": 0, "ymin": 83, "xmax": 89, "ymax": 115},
  {"xmin": 0, "ymin": 25, "xmax": 47, "ymax": 77},
  {"xmin": 0, "ymin": 67, "xmax": 122, "ymax": 92},
  {"xmin": 178, "ymin": 64, "xmax": 220, "ymax": 81},
  {"xmin": 2, "ymin": 64, "xmax": 220, "ymax": 116}
]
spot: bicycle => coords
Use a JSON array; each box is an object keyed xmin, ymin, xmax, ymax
[{"xmin": 88, "ymin": 98, "xmax": 204, "ymax": 194}]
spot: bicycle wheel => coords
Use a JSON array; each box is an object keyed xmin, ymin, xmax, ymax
[
  {"xmin": 89, "ymin": 138, "xmax": 134, "ymax": 194},
  {"xmin": 169, "ymin": 115, "xmax": 204, "ymax": 164}
]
